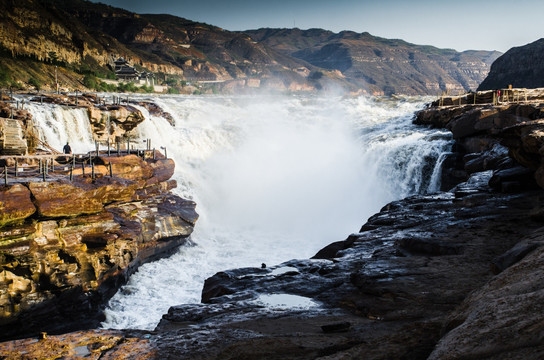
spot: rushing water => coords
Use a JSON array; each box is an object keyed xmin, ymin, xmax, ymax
[{"xmin": 26, "ymin": 94, "xmax": 452, "ymax": 330}]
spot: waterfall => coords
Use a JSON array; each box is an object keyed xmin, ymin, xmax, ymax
[
  {"xmin": 24, "ymin": 102, "xmax": 95, "ymax": 153},
  {"xmin": 26, "ymin": 94, "xmax": 453, "ymax": 330}
]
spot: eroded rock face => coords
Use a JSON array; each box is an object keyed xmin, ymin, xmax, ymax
[
  {"xmin": 428, "ymin": 229, "xmax": 544, "ymax": 360},
  {"xmin": 0, "ymin": 154, "xmax": 198, "ymax": 340},
  {"xmin": 0, "ymin": 184, "xmax": 36, "ymax": 227},
  {"xmin": 414, "ymin": 102, "xmax": 544, "ymax": 191},
  {"xmin": 0, "ymin": 329, "xmax": 156, "ymax": 360},
  {"xmin": 10, "ymin": 174, "xmax": 543, "ymax": 359},
  {"xmin": 88, "ymin": 105, "xmax": 145, "ymax": 143}
]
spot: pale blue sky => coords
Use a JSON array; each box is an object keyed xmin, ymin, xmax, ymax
[{"xmin": 90, "ymin": 0, "xmax": 543, "ymax": 52}]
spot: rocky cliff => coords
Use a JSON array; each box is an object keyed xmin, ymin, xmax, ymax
[
  {"xmin": 478, "ymin": 38, "xmax": 544, "ymax": 91},
  {"xmin": 414, "ymin": 99, "xmax": 544, "ymax": 190},
  {"xmin": 0, "ymin": 0, "xmax": 321, "ymax": 92},
  {"xmin": 0, "ymin": 153, "xmax": 198, "ymax": 340},
  {"xmin": 246, "ymin": 28, "xmax": 502, "ymax": 95},
  {"xmin": 1, "ymin": 0, "xmax": 501, "ymax": 94}
]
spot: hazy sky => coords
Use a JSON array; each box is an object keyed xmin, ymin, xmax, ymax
[{"xmin": 90, "ymin": 0, "xmax": 543, "ymax": 53}]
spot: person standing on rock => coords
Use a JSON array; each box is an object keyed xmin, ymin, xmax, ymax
[{"xmin": 63, "ymin": 142, "xmax": 72, "ymax": 154}]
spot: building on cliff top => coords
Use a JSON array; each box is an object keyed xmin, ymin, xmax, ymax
[{"xmin": 112, "ymin": 57, "xmax": 140, "ymax": 82}]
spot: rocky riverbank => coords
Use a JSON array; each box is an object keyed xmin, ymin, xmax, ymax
[
  {"xmin": 0, "ymin": 153, "xmax": 198, "ymax": 341},
  {"xmin": 2, "ymin": 99, "xmax": 544, "ymax": 358}
]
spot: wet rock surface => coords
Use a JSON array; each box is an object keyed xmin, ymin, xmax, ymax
[
  {"xmin": 414, "ymin": 102, "xmax": 544, "ymax": 191},
  {"xmin": 4, "ymin": 173, "xmax": 543, "ymax": 358},
  {"xmin": 151, "ymin": 176, "xmax": 544, "ymax": 359}
]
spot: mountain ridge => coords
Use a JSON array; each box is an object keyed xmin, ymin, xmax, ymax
[
  {"xmin": 245, "ymin": 27, "xmax": 502, "ymax": 95},
  {"xmin": 0, "ymin": 0, "xmax": 501, "ymax": 95}
]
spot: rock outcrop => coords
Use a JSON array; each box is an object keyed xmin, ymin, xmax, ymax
[
  {"xmin": 3, "ymin": 172, "xmax": 544, "ymax": 358},
  {"xmin": 478, "ymin": 38, "xmax": 544, "ymax": 91},
  {"xmin": 0, "ymin": 154, "xmax": 198, "ymax": 340},
  {"xmin": 414, "ymin": 100, "xmax": 544, "ymax": 191},
  {"xmin": 87, "ymin": 104, "xmax": 145, "ymax": 143}
]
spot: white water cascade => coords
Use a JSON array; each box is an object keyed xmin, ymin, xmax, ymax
[
  {"xmin": 26, "ymin": 94, "xmax": 452, "ymax": 330},
  {"xmin": 24, "ymin": 102, "xmax": 95, "ymax": 153}
]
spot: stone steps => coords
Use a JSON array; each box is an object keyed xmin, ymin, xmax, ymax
[{"xmin": 1, "ymin": 118, "xmax": 27, "ymax": 155}]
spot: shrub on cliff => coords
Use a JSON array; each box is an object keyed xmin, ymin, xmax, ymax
[
  {"xmin": 28, "ymin": 77, "xmax": 41, "ymax": 90},
  {"xmin": 0, "ymin": 66, "xmax": 11, "ymax": 86},
  {"xmin": 83, "ymin": 74, "xmax": 99, "ymax": 89},
  {"xmin": 167, "ymin": 87, "xmax": 180, "ymax": 94}
]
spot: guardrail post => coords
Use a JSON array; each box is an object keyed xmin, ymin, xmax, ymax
[
  {"xmin": 4, "ymin": 166, "xmax": 7, "ymax": 186},
  {"xmin": 14, "ymin": 160, "xmax": 18, "ymax": 178},
  {"xmin": 91, "ymin": 163, "xmax": 95, "ymax": 180},
  {"xmin": 109, "ymin": 163, "xmax": 113, "ymax": 177},
  {"xmin": 70, "ymin": 166, "xmax": 73, "ymax": 181},
  {"xmin": 107, "ymin": 139, "xmax": 110, "ymax": 156},
  {"xmin": 81, "ymin": 162, "xmax": 85, "ymax": 176}
]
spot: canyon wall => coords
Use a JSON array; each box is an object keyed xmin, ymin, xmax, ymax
[{"xmin": 0, "ymin": 153, "xmax": 198, "ymax": 340}]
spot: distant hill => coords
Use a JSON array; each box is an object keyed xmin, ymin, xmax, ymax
[
  {"xmin": 0, "ymin": 0, "xmax": 501, "ymax": 94},
  {"xmin": 246, "ymin": 28, "xmax": 502, "ymax": 95},
  {"xmin": 478, "ymin": 39, "xmax": 544, "ymax": 91}
]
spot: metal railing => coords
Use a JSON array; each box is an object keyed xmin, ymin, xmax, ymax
[{"xmin": 0, "ymin": 141, "xmax": 168, "ymax": 186}]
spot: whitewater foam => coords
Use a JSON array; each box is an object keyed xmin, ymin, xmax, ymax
[{"xmin": 26, "ymin": 94, "xmax": 452, "ymax": 330}]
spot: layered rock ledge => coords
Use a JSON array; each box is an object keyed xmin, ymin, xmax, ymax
[
  {"xmin": 414, "ymin": 101, "xmax": 544, "ymax": 190},
  {"xmin": 0, "ymin": 154, "xmax": 198, "ymax": 340},
  {"xmin": 2, "ymin": 172, "xmax": 543, "ymax": 359}
]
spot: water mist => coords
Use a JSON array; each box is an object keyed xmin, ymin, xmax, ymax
[{"xmin": 26, "ymin": 94, "xmax": 452, "ymax": 330}]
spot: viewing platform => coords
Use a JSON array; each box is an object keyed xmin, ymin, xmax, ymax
[
  {"xmin": 434, "ymin": 87, "xmax": 544, "ymax": 107},
  {"xmin": 0, "ymin": 146, "xmax": 167, "ymax": 186}
]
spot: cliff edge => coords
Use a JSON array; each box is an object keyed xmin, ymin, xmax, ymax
[
  {"xmin": 0, "ymin": 153, "xmax": 198, "ymax": 340},
  {"xmin": 478, "ymin": 38, "xmax": 544, "ymax": 90}
]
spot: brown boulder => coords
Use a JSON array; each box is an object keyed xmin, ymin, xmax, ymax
[
  {"xmin": 145, "ymin": 158, "xmax": 175, "ymax": 186},
  {"xmin": 109, "ymin": 105, "xmax": 145, "ymax": 133},
  {"xmin": 28, "ymin": 181, "xmax": 104, "ymax": 218},
  {"xmin": 99, "ymin": 155, "xmax": 153, "ymax": 182},
  {"xmin": 0, "ymin": 184, "xmax": 36, "ymax": 228},
  {"xmin": 87, "ymin": 105, "xmax": 145, "ymax": 143}
]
